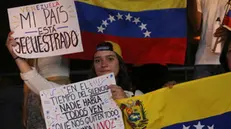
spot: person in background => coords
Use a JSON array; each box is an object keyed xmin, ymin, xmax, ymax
[{"xmin": 188, "ymin": 0, "xmax": 229, "ymax": 79}]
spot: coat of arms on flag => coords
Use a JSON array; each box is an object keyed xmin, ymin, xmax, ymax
[{"xmin": 116, "ymin": 72, "xmax": 231, "ymax": 129}]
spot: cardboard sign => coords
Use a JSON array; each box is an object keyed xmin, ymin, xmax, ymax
[
  {"xmin": 40, "ymin": 73, "xmax": 125, "ymax": 129},
  {"xmin": 7, "ymin": 0, "xmax": 83, "ymax": 58}
]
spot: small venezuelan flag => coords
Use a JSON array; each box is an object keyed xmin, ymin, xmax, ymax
[
  {"xmin": 65, "ymin": 0, "xmax": 187, "ymax": 65},
  {"xmin": 224, "ymin": 10, "xmax": 231, "ymax": 27},
  {"xmin": 223, "ymin": 1, "xmax": 231, "ymax": 28}
]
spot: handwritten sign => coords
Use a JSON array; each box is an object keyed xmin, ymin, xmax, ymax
[
  {"xmin": 7, "ymin": 0, "xmax": 83, "ymax": 58},
  {"xmin": 40, "ymin": 73, "xmax": 125, "ymax": 129}
]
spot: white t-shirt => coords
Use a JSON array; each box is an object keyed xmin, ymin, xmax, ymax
[
  {"xmin": 33, "ymin": 56, "xmax": 70, "ymax": 78},
  {"xmin": 195, "ymin": 0, "xmax": 228, "ymax": 65}
]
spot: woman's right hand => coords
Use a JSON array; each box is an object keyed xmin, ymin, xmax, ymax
[
  {"xmin": 5, "ymin": 31, "xmax": 32, "ymax": 73},
  {"xmin": 5, "ymin": 31, "xmax": 17, "ymax": 59},
  {"xmin": 109, "ymin": 85, "xmax": 127, "ymax": 100}
]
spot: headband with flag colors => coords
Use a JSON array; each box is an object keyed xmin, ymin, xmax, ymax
[{"xmin": 64, "ymin": 0, "xmax": 187, "ymax": 65}]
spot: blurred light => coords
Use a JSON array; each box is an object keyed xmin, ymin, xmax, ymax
[{"xmin": 194, "ymin": 36, "xmax": 200, "ymax": 41}]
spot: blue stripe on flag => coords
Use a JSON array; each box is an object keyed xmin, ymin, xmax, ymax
[
  {"xmin": 162, "ymin": 111, "xmax": 231, "ymax": 129},
  {"xmin": 75, "ymin": 1, "xmax": 186, "ymax": 38}
]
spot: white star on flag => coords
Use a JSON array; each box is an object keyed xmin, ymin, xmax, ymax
[
  {"xmin": 102, "ymin": 20, "xmax": 108, "ymax": 27},
  {"xmin": 133, "ymin": 17, "xmax": 140, "ymax": 24},
  {"xmin": 144, "ymin": 30, "xmax": 151, "ymax": 37},
  {"xmin": 97, "ymin": 26, "xmax": 105, "ymax": 33},
  {"xmin": 125, "ymin": 13, "xmax": 133, "ymax": 21},
  {"xmin": 193, "ymin": 122, "xmax": 205, "ymax": 129},
  {"xmin": 207, "ymin": 125, "xmax": 214, "ymax": 129},
  {"xmin": 116, "ymin": 13, "xmax": 123, "ymax": 20},
  {"xmin": 108, "ymin": 15, "xmax": 116, "ymax": 22},
  {"xmin": 139, "ymin": 23, "xmax": 147, "ymax": 30},
  {"xmin": 182, "ymin": 125, "xmax": 190, "ymax": 129}
]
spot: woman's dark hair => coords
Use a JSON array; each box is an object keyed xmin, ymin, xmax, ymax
[
  {"xmin": 88, "ymin": 52, "xmax": 134, "ymax": 92},
  {"xmin": 220, "ymin": 31, "xmax": 231, "ymax": 72}
]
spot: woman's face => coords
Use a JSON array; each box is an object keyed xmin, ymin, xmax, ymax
[{"xmin": 93, "ymin": 51, "xmax": 120, "ymax": 77}]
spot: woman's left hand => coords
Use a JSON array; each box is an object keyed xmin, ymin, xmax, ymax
[{"xmin": 108, "ymin": 85, "xmax": 127, "ymax": 100}]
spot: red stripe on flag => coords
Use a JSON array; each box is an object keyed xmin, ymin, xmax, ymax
[
  {"xmin": 224, "ymin": 16, "xmax": 231, "ymax": 28},
  {"xmin": 64, "ymin": 32, "xmax": 186, "ymax": 65}
]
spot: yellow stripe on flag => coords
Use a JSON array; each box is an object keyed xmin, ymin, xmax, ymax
[
  {"xmin": 77, "ymin": 0, "xmax": 186, "ymax": 12},
  {"xmin": 116, "ymin": 72, "xmax": 231, "ymax": 129}
]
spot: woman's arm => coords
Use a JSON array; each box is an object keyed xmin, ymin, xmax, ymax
[
  {"xmin": 6, "ymin": 31, "xmax": 61, "ymax": 95},
  {"xmin": 21, "ymin": 68, "xmax": 61, "ymax": 94},
  {"xmin": 6, "ymin": 32, "xmax": 32, "ymax": 73}
]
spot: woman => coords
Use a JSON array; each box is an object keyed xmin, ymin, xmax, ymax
[{"xmin": 6, "ymin": 32, "xmax": 143, "ymax": 101}]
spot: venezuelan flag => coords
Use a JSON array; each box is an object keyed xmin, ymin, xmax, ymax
[
  {"xmin": 116, "ymin": 72, "xmax": 231, "ymax": 129},
  {"xmin": 64, "ymin": 0, "xmax": 187, "ymax": 65}
]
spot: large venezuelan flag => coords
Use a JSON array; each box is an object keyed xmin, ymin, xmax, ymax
[
  {"xmin": 64, "ymin": 0, "xmax": 187, "ymax": 65},
  {"xmin": 116, "ymin": 72, "xmax": 231, "ymax": 129}
]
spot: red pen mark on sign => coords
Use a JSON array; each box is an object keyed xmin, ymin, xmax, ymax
[{"xmin": 93, "ymin": 119, "xmax": 116, "ymax": 129}]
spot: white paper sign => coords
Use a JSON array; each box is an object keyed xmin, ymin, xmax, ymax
[
  {"xmin": 40, "ymin": 73, "xmax": 125, "ymax": 129},
  {"xmin": 7, "ymin": 0, "xmax": 83, "ymax": 58}
]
